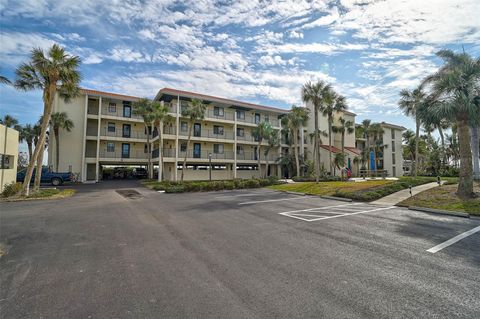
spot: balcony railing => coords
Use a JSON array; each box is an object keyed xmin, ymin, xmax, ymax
[
  {"xmin": 178, "ymin": 129, "xmax": 234, "ymax": 140},
  {"xmin": 178, "ymin": 150, "xmax": 235, "ymax": 160},
  {"xmin": 100, "ymin": 128, "xmax": 149, "ymax": 139},
  {"xmin": 205, "ymin": 109, "xmax": 235, "ymax": 121},
  {"xmin": 152, "ymin": 148, "xmax": 176, "ymax": 158},
  {"xmin": 236, "ymin": 151, "xmax": 278, "ymax": 161},
  {"xmin": 99, "ymin": 149, "xmax": 149, "ymax": 159},
  {"xmin": 101, "ymin": 107, "xmax": 143, "ymax": 120},
  {"xmin": 236, "ymin": 115, "xmax": 280, "ymax": 127}
]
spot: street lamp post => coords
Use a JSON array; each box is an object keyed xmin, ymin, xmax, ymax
[{"xmin": 209, "ymin": 153, "xmax": 212, "ymax": 181}]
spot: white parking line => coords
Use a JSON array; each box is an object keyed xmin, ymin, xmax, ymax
[
  {"xmin": 238, "ymin": 196, "xmax": 313, "ymax": 205},
  {"xmin": 279, "ymin": 203, "xmax": 361, "ymax": 214},
  {"xmin": 215, "ymin": 193, "xmax": 272, "ymax": 199},
  {"xmin": 279, "ymin": 205, "xmax": 395, "ymax": 222},
  {"xmin": 426, "ymin": 225, "xmax": 480, "ymax": 253}
]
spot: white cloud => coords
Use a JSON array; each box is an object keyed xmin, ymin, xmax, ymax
[
  {"xmin": 288, "ymin": 31, "xmax": 304, "ymax": 39},
  {"xmin": 258, "ymin": 42, "xmax": 369, "ymax": 55},
  {"xmin": 0, "ymin": 31, "xmax": 57, "ymax": 66}
]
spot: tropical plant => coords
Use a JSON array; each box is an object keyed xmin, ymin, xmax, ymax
[
  {"xmin": 151, "ymin": 102, "xmax": 172, "ymax": 181},
  {"xmin": 322, "ymin": 89, "xmax": 348, "ymax": 175},
  {"xmin": 421, "ymin": 49, "xmax": 480, "ymax": 197},
  {"xmin": 180, "ymin": 99, "xmax": 208, "ymax": 181},
  {"xmin": 332, "ymin": 116, "xmax": 355, "ymax": 157},
  {"xmin": 50, "ymin": 112, "xmax": 74, "ymax": 172},
  {"xmin": 282, "ymin": 105, "xmax": 309, "ymax": 177},
  {"xmin": 276, "ymin": 152, "xmax": 295, "ymax": 179},
  {"xmin": 252, "ymin": 121, "xmax": 273, "ymax": 179},
  {"xmin": 133, "ymin": 98, "xmax": 155, "ymax": 179},
  {"xmin": 0, "ymin": 75, "xmax": 11, "ymax": 85},
  {"xmin": 19, "ymin": 124, "xmax": 35, "ymax": 161},
  {"xmin": 398, "ymin": 86, "xmax": 426, "ymax": 177},
  {"xmin": 264, "ymin": 129, "xmax": 280, "ymax": 178},
  {"xmin": 0, "ymin": 115, "xmax": 18, "ymax": 127},
  {"xmin": 333, "ymin": 152, "xmax": 346, "ymax": 180},
  {"xmin": 369, "ymin": 123, "xmax": 385, "ymax": 172},
  {"xmin": 301, "ymin": 81, "xmax": 331, "ymax": 182},
  {"xmin": 14, "ymin": 44, "xmax": 81, "ymax": 195}
]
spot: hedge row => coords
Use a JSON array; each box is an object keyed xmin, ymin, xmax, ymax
[
  {"xmin": 149, "ymin": 177, "xmax": 284, "ymax": 193},
  {"xmin": 334, "ymin": 177, "xmax": 438, "ymax": 201},
  {"xmin": 291, "ymin": 176, "xmax": 341, "ymax": 182}
]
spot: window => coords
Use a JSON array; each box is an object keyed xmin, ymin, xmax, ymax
[
  {"xmin": 391, "ymin": 129, "xmax": 395, "ymax": 140},
  {"xmin": 0, "ymin": 154, "xmax": 14, "ymax": 169},
  {"xmin": 121, "ymin": 143, "xmax": 130, "ymax": 158},
  {"xmin": 213, "ymin": 144, "xmax": 224, "ymax": 154},
  {"xmin": 236, "ymin": 127, "xmax": 244, "ymax": 137},
  {"xmin": 392, "ymin": 166, "xmax": 396, "ymax": 177},
  {"xmin": 123, "ymin": 105, "xmax": 131, "ymax": 118},
  {"xmin": 391, "ymin": 142, "xmax": 396, "ymax": 152},
  {"xmin": 180, "ymin": 142, "xmax": 187, "ymax": 152},
  {"xmin": 213, "ymin": 106, "xmax": 224, "ymax": 116},
  {"xmin": 236, "ymin": 110, "xmax": 245, "ymax": 120},
  {"xmin": 264, "ymin": 115, "xmax": 269, "ymax": 123},
  {"xmin": 392, "ymin": 155, "xmax": 396, "ymax": 165},
  {"xmin": 181, "ymin": 122, "xmax": 188, "ymax": 132},
  {"xmin": 236, "ymin": 145, "xmax": 244, "ymax": 154},
  {"xmin": 107, "ymin": 122, "xmax": 115, "ymax": 132},
  {"xmin": 108, "ymin": 102, "xmax": 116, "ymax": 113},
  {"xmin": 254, "ymin": 113, "xmax": 260, "ymax": 124},
  {"xmin": 144, "ymin": 144, "xmax": 148, "ymax": 153},
  {"xmin": 122, "ymin": 124, "xmax": 131, "ymax": 138},
  {"xmin": 213, "ymin": 125, "xmax": 224, "ymax": 135},
  {"xmin": 107, "ymin": 142, "xmax": 115, "ymax": 152}
]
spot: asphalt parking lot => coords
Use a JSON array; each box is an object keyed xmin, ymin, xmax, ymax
[{"xmin": 1, "ymin": 184, "xmax": 479, "ymax": 318}]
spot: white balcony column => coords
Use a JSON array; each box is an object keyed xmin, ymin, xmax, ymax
[
  {"xmin": 174, "ymin": 94, "xmax": 180, "ymax": 181},
  {"xmin": 233, "ymin": 110, "xmax": 237, "ymax": 179},
  {"xmin": 95, "ymin": 96, "xmax": 102, "ymax": 182},
  {"xmin": 80, "ymin": 94, "xmax": 88, "ymax": 182}
]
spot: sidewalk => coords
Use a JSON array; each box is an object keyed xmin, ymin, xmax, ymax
[{"xmin": 371, "ymin": 182, "xmax": 442, "ymax": 206}]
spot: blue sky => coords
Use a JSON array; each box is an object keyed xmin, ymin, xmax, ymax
[{"xmin": 1, "ymin": 0, "xmax": 479, "ymax": 131}]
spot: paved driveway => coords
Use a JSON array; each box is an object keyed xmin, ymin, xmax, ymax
[{"xmin": 1, "ymin": 186, "xmax": 479, "ymax": 318}]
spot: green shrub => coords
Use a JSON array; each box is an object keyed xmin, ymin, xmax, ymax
[
  {"xmin": 147, "ymin": 178, "xmax": 280, "ymax": 193},
  {"xmin": 1, "ymin": 182, "xmax": 22, "ymax": 198},
  {"xmin": 165, "ymin": 185, "xmax": 186, "ymax": 193}
]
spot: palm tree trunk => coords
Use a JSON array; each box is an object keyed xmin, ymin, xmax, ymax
[
  {"xmin": 54, "ymin": 129, "xmax": 59, "ymax": 172},
  {"xmin": 328, "ymin": 120, "xmax": 333, "ymax": 176},
  {"xmin": 22, "ymin": 85, "xmax": 55, "ymax": 196},
  {"xmin": 414, "ymin": 117, "xmax": 420, "ymax": 177},
  {"xmin": 265, "ymin": 153, "xmax": 269, "ymax": 178},
  {"xmin": 470, "ymin": 124, "xmax": 479, "ymax": 181},
  {"xmin": 257, "ymin": 140, "xmax": 262, "ymax": 178},
  {"xmin": 457, "ymin": 117, "xmax": 474, "ymax": 197},
  {"xmin": 314, "ymin": 107, "xmax": 319, "ymax": 182},
  {"xmin": 34, "ymin": 144, "xmax": 45, "ymax": 191},
  {"xmin": 27, "ymin": 142, "xmax": 33, "ymax": 163},
  {"xmin": 146, "ymin": 124, "xmax": 152, "ymax": 179},
  {"xmin": 438, "ymin": 125, "xmax": 446, "ymax": 171},
  {"xmin": 293, "ymin": 130, "xmax": 300, "ymax": 177},
  {"xmin": 181, "ymin": 123, "xmax": 193, "ymax": 181},
  {"xmin": 157, "ymin": 123, "xmax": 163, "ymax": 182}
]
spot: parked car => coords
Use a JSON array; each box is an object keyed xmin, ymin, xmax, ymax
[
  {"xmin": 17, "ymin": 167, "xmax": 75, "ymax": 186},
  {"xmin": 113, "ymin": 167, "xmax": 131, "ymax": 179},
  {"xmin": 132, "ymin": 167, "xmax": 148, "ymax": 179}
]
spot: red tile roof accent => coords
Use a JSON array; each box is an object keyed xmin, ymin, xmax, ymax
[
  {"xmin": 319, "ymin": 144, "xmax": 342, "ymax": 153},
  {"xmin": 345, "ymin": 147, "xmax": 361, "ymax": 155},
  {"xmin": 157, "ymin": 87, "xmax": 289, "ymax": 114},
  {"xmin": 80, "ymin": 88, "xmax": 141, "ymax": 100}
]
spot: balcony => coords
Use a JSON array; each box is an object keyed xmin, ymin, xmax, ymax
[
  {"xmin": 101, "ymin": 106, "xmax": 143, "ymax": 121},
  {"xmin": 236, "ymin": 151, "xmax": 278, "ymax": 162},
  {"xmin": 152, "ymin": 148, "xmax": 177, "ymax": 158},
  {"xmin": 178, "ymin": 150, "xmax": 235, "ymax": 160},
  {"xmin": 236, "ymin": 115, "xmax": 280, "ymax": 127},
  {"xmin": 99, "ymin": 149, "xmax": 149, "ymax": 159},
  {"xmin": 100, "ymin": 128, "xmax": 149, "ymax": 140},
  {"xmin": 205, "ymin": 109, "xmax": 235, "ymax": 121},
  {"xmin": 178, "ymin": 129, "xmax": 234, "ymax": 140}
]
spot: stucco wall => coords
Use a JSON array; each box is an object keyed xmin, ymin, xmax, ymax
[{"xmin": 0, "ymin": 124, "xmax": 19, "ymax": 191}]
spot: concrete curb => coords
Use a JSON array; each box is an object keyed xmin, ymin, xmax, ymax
[
  {"xmin": 408, "ymin": 206, "xmax": 470, "ymax": 218},
  {"xmin": 284, "ymin": 191, "xmax": 307, "ymax": 196},
  {"xmin": 320, "ymin": 195, "xmax": 353, "ymax": 202}
]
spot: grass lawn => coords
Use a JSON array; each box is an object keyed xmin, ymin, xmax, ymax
[
  {"xmin": 1, "ymin": 188, "xmax": 76, "ymax": 202},
  {"xmin": 399, "ymin": 183, "xmax": 480, "ymax": 215},
  {"xmin": 268, "ymin": 180, "xmax": 394, "ymax": 196}
]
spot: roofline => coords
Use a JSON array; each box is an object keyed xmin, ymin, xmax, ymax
[
  {"xmin": 80, "ymin": 88, "xmax": 141, "ymax": 101},
  {"xmin": 155, "ymin": 87, "xmax": 289, "ymax": 114},
  {"xmin": 380, "ymin": 121, "xmax": 407, "ymax": 131}
]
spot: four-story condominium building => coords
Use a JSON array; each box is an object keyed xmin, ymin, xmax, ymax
[
  {"xmin": 49, "ymin": 88, "xmax": 288, "ymax": 182},
  {"xmin": 49, "ymin": 87, "xmax": 405, "ymax": 182}
]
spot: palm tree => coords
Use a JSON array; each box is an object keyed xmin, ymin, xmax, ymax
[
  {"xmin": 322, "ymin": 90, "xmax": 348, "ymax": 176},
  {"xmin": 333, "ymin": 153, "xmax": 346, "ymax": 180},
  {"xmin": 0, "ymin": 115, "xmax": 18, "ymax": 127},
  {"xmin": 19, "ymin": 124, "xmax": 35, "ymax": 161},
  {"xmin": 283, "ymin": 105, "xmax": 309, "ymax": 177},
  {"xmin": 421, "ymin": 49, "xmax": 480, "ymax": 197},
  {"xmin": 14, "ymin": 44, "xmax": 81, "ymax": 195},
  {"xmin": 252, "ymin": 121, "xmax": 273, "ymax": 179},
  {"xmin": 263, "ymin": 128, "xmax": 280, "ymax": 178},
  {"xmin": 0, "ymin": 75, "xmax": 11, "ymax": 85},
  {"xmin": 369, "ymin": 123, "xmax": 385, "ymax": 175},
  {"xmin": 180, "ymin": 99, "xmax": 208, "ymax": 181},
  {"xmin": 151, "ymin": 102, "xmax": 172, "ymax": 181},
  {"xmin": 302, "ymin": 81, "xmax": 331, "ymax": 182},
  {"xmin": 50, "ymin": 112, "xmax": 74, "ymax": 172},
  {"xmin": 133, "ymin": 98, "xmax": 154, "ymax": 179},
  {"xmin": 398, "ymin": 86, "xmax": 426, "ymax": 177},
  {"xmin": 332, "ymin": 116, "xmax": 355, "ymax": 157}
]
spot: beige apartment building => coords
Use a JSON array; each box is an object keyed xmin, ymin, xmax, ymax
[
  {"xmin": 49, "ymin": 87, "xmax": 404, "ymax": 181},
  {"xmin": 1, "ymin": 123, "xmax": 19, "ymax": 191},
  {"xmin": 49, "ymin": 88, "xmax": 288, "ymax": 182}
]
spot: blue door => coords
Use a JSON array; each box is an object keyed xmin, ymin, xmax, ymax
[
  {"xmin": 370, "ymin": 151, "xmax": 375, "ymax": 170},
  {"xmin": 193, "ymin": 143, "xmax": 201, "ymax": 158}
]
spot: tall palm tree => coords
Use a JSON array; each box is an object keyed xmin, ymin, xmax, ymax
[
  {"xmin": 283, "ymin": 105, "xmax": 309, "ymax": 177},
  {"xmin": 263, "ymin": 129, "xmax": 280, "ymax": 178},
  {"xmin": 421, "ymin": 49, "xmax": 480, "ymax": 197},
  {"xmin": 0, "ymin": 75, "xmax": 11, "ymax": 85},
  {"xmin": 369, "ymin": 123, "xmax": 385, "ymax": 174},
  {"xmin": 301, "ymin": 81, "xmax": 331, "ymax": 182},
  {"xmin": 14, "ymin": 44, "xmax": 81, "ymax": 195},
  {"xmin": 151, "ymin": 102, "xmax": 172, "ymax": 181},
  {"xmin": 50, "ymin": 112, "xmax": 74, "ymax": 172},
  {"xmin": 333, "ymin": 153, "xmax": 346, "ymax": 180},
  {"xmin": 0, "ymin": 115, "xmax": 18, "ymax": 127},
  {"xmin": 252, "ymin": 121, "xmax": 273, "ymax": 179},
  {"xmin": 398, "ymin": 86, "xmax": 426, "ymax": 177},
  {"xmin": 133, "ymin": 98, "xmax": 154, "ymax": 179},
  {"xmin": 332, "ymin": 116, "xmax": 355, "ymax": 157},
  {"xmin": 180, "ymin": 99, "xmax": 207, "ymax": 181},
  {"xmin": 322, "ymin": 90, "xmax": 348, "ymax": 175},
  {"xmin": 19, "ymin": 124, "xmax": 35, "ymax": 161}
]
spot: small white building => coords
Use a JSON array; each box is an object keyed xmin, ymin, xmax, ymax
[{"xmin": 0, "ymin": 123, "xmax": 19, "ymax": 191}]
